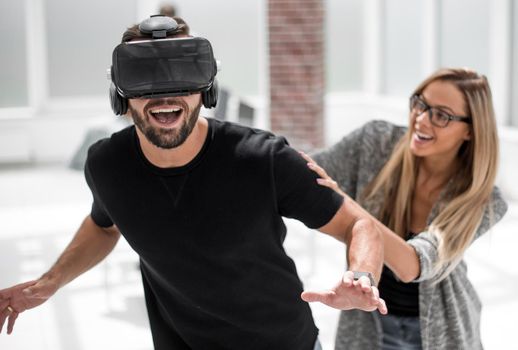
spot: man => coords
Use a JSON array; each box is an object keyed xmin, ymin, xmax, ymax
[{"xmin": 0, "ymin": 15, "xmax": 386, "ymax": 349}]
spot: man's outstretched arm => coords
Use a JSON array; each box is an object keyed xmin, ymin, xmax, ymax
[
  {"xmin": 0, "ymin": 215, "xmax": 120, "ymax": 334},
  {"xmin": 301, "ymin": 199, "xmax": 387, "ymax": 314}
]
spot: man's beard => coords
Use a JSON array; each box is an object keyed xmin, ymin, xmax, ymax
[{"xmin": 129, "ymin": 98, "xmax": 202, "ymax": 149}]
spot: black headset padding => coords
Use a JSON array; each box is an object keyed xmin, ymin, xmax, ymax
[
  {"xmin": 109, "ymin": 83, "xmax": 128, "ymax": 115},
  {"xmin": 111, "ymin": 78, "xmax": 217, "ymax": 114},
  {"xmin": 202, "ymin": 79, "xmax": 219, "ymax": 109}
]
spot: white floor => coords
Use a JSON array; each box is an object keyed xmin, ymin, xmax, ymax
[{"xmin": 0, "ymin": 164, "xmax": 517, "ymax": 350}]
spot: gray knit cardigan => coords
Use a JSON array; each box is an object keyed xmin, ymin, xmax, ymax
[{"xmin": 312, "ymin": 120, "xmax": 508, "ymax": 350}]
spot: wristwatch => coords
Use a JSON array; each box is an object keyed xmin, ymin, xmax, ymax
[{"xmin": 352, "ymin": 271, "xmax": 377, "ymax": 287}]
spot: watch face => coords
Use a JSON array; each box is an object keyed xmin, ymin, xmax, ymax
[{"xmin": 352, "ymin": 271, "xmax": 376, "ymax": 287}]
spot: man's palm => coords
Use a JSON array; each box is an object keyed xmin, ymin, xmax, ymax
[{"xmin": 301, "ymin": 272, "xmax": 387, "ymax": 314}]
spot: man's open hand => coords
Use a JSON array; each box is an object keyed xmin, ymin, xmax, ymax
[
  {"xmin": 301, "ymin": 271, "xmax": 387, "ymax": 314},
  {"xmin": 0, "ymin": 278, "xmax": 59, "ymax": 334}
]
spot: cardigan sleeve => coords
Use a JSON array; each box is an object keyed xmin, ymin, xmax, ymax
[{"xmin": 408, "ymin": 186, "xmax": 508, "ymax": 282}]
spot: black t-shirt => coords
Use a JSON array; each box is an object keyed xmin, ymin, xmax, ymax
[
  {"xmin": 378, "ymin": 233, "xmax": 419, "ymax": 316},
  {"xmin": 84, "ymin": 118, "xmax": 343, "ymax": 350}
]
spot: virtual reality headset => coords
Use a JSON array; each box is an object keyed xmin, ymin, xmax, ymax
[{"xmin": 110, "ymin": 36, "xmax": 217, "ymax": 99}]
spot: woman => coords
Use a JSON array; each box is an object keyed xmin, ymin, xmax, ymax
[{"xmin": 305, "ymin": 68, "xmax": 508, "ymax": 350}]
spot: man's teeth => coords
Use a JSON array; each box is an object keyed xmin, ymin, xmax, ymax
[{"xmin": 151, "ymin": 108, "xmax": 181, "ymax": 114}]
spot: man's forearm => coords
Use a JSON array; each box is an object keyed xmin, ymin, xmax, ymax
[
  {"xmin": 345, "ymin": 217, "xmax": 383, "ymax": 283},
  {"xmin": 318, "ymin": 199, "xmax": 384, "ymax": 283},
  {"xmin": 42, "ymin": 215, "xmax": 120, "ymax": 289},
  {"xmin": 310, "ymin": 200, "xmax": 387, "ymax": 313}
]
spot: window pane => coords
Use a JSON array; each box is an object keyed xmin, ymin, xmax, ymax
[
  {"xmin": 0, "ymin": 0, "xmax": 28, "ymax": 107},
  {"xmin": 325, "ymin": 0, "xmax": 364, "ymax": 92},
  {"xmin": 168, "ymin": 0, "xmax": 261, "ymax": 96},
  {"xmin": 440, "ymin": 0, "xmax": 490, "ymax": 75},
  {"xmin": 384, "ymin": 0, "xmax": 423, "ymax": 96},
  {"xmin": 45, "ymin": 0, "xmax": 137, "ymax": 98},
  {"xmin": 512, "ymin": 1, "xmax": 518, "ymax": 126}
]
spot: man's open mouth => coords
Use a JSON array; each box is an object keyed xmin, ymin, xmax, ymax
[{"xmin": 149, "ymin": 107, "xmax": 184, "ymax": 125}]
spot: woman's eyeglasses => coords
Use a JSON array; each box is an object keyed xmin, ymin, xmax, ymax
[{"xmin": 409, "ymin": 94, "xmax": 471, "ymax": 128}]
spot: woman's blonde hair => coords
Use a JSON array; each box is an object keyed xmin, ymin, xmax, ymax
[{"xmin": 362, "ymin": 68, "xmax": 498, "ymax": 282}]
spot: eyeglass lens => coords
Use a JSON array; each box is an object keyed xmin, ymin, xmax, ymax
[{"xmin": 410, "ymin": 96, "xmax": 451, "ymax": 127}]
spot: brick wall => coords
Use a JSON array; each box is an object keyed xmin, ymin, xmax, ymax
[{"xmin": 268, "ymin": 0, "xmax": 325, "ymax": 151}]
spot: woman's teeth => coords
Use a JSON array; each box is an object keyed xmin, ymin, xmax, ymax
[{"xmin": 416, "ymin": 132, "xmax": 433, "ymax": 141}]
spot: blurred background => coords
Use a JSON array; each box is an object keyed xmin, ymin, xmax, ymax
[{"xmin": 1, "ymin": 0, "xmax": 517, "ymax": 349}]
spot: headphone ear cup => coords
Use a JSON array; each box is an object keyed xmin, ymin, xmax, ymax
[
  {"xmin": 202, "ymin": 79, "xmax": 218, "ymax": 109},
  {"xmin": 109, "ymin": 83, "xmax": 128, "ymax": 115}
]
